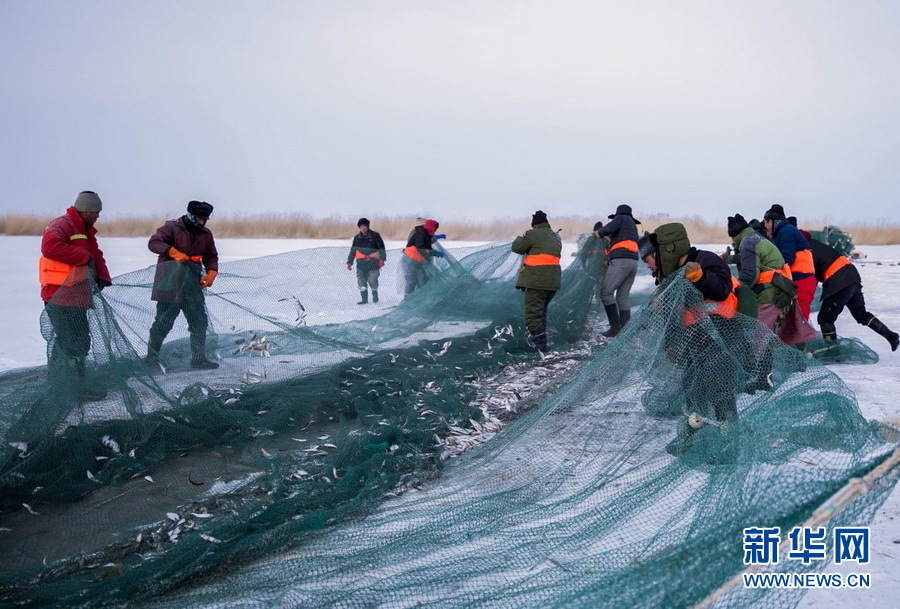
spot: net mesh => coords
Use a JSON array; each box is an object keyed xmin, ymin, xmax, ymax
[{"xmin": 0, "ymin": 242, "xmax": 896, "ymax": 608}]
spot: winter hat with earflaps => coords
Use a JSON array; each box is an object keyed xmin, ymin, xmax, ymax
[
  {"xmin": 608, "ymin": 204, "xmax": 641, "ymax": 224},
  {"xmin": 531, "ymin": 210, "xmax": 548, "ymax": 226},
  {"xmin": 653, "ymin": 222, "xmax": 691, "ymax": 279},
  {"xmin": 73, "ymin": 191, "xmax": 102, "ymax": 212}
]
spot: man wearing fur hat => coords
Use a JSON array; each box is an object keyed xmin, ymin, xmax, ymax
[
  {"xmin": 596, "ymin": 204, "xmax": 640, "ymax": 337},
  {"xmin": 643, "ymin": 223, "xmax": 749, "ymax": 454},
  {"xmin": 512, "ymin": 211, "xmax": 562, "ymax": 353},
  {"xmin": 347, "ymin": 218, "xmax": 386, "ymax": 304},
  {"xmin": 39, "ymin": 191, "xmax": 113, "ymax": 401},
  {"xmin": 146, "ymin": 201, "xmax": 219, "ymax": 369}
]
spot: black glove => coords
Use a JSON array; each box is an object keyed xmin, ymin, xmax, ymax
[{"xmin": 95, "ymin": 278, "xmax": 111, "ymax": 292}]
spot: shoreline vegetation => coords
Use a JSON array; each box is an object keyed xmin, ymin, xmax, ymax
[{"xmin": 3, "ymin": 213, "xmax": 899, "ymax": 245}]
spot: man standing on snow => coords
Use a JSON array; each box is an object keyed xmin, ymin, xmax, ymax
[
  {"xmin": 597, "ymin": 204, "xmax": 640, "ymax": 337},
  {"xmin": 346, "ymin": 218, "xmax": 386, "ymax": 304},
  {"xmin": 512, "ymin": 210, "xmax": 562, "ymax": 353},
  {"xmin": 39, "ymin": 191, "xmax": 112, "ymax": 401},
  {"xmin": 402, "ymin": 218, "xmax": 443, "ymax": 295},
  {"xmin": 146, "ymin": 200, "xmax": 220, "ymax": 369}
]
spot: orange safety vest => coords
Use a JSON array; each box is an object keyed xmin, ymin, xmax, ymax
[
  {"xmin": 790, "ymin": 248, "xmax": 814, "ymax": 275},
  {"xmin": 682, "ymin": 276, "xmax": 740, "ymax": 326},
  {"xmin": 354, "ymin": 250, "xmax": 382, "ymax": 260},
  {"xmin": 38, "ymin": 232, "xmax": 90, "ymax": 287},
  {"xmin": 403, "ymin": 245, "xmax": 426, "ymax": 263},
  {"xmin": 607, "ymin": 240, "xmax": 638, "ymax": 255},
  {"xmin": 823, "ymin": 256, "xmax": 851, "ymax": 283},
  {"xmin": 523, "ymin": 253, "xmax": 561, "ymax": 266},
  {"xmin": 757, "ymin": 263, "xmax": 793, "ymax": 285}
]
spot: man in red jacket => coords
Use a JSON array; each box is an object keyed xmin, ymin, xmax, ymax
[
  {"xmin": 146, "ymin": 201, "xmax": 220, "ymax": 369},
  {"xmin": 39, "ymin": 191, "xmax": 112, "ymax": 401}
]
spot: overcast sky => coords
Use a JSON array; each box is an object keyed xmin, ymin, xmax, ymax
[{"xmin": 1, "ymin": 0, "xmax": 899, "ymax": 224}]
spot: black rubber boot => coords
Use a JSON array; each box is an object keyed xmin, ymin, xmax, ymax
[
  {"xmin": 868, "ymin": 317, "xmax": 900, "ymax": 351},
  {"xmin": 357, "ymin": 290, "xmax": 368, "ymax": 305},
  {"xmin": 372, "ymin": 290, "xmax": 379, "ymax": 303},
  {"xmin": 602, "ymin": 304, "xmax": 621, "ymax": 338},
  {"xmin": 70, "ymin": 356, "xmax": 107, "ymax": 401},
  {"xmin": 619, "ymin": 308, "xmax": 631, "ymax": 329},
  {"xmin": 190, "ymin": 332, "xmax": 219, "ymax": 369}
]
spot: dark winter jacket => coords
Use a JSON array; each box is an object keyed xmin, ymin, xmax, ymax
[
  {"xmin": 347, "ymin": 229, "xmax": 386, "ymax": 270},
  {"xmin": 598, "ymin": 213, "xmax": 639, "ymax": 261},
  {"xmin": 512, "ymin": 222, "xmax": 562, "ymax": 291},
  {"xmin": 810, "ymin": 239, "xmax": 861, "ymax": 301},
  {"xmin": 732, "ymin": 227, "xmax": 787, "ymax": 306},
  {"xmin": 40, "ymin": 206, "xmax": 112, "ymax": 306},
  {"xmin": 404, "ymin": 225, "xmax": 437, "ymax": 264},
  {"xmin": 685, "ymin": 248, "xmax": 733, "ymax": 302},
  {"xmin": 771, "ymin": 219, "xmax": 813, "ymax": 281},
  {"xmin": 148, "ymin": 216, "xmax": 219, "ymax": 302}
]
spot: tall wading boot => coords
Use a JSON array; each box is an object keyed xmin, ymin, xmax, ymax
[
  {"xmin": 602, "ymin": 304, "xmax": 621, "ymax": 338},
  {"xmin": 619, "ymin": 308, "xmax": 631, "ymax": 329},
  {"xmin": 145, "ymin": 335, "xmax": 163, "ymax": 367},
  {"xmin": 190, "ymin": 331, "xmax": 219, "ymax": 369},
  {"xmin": 372, "ymin": 290, "xmax": 379, "ymax": 303},
  {"xmin": 867, "ymin": 317, "xmax": 900, "ymax": 351},
  {"xmin": 70, "ymin": 356, "xmax": 107, "ymax": 402},
  {"xmin": 357, "ymin": 290, "xmax": 368, "ymax": 305}
]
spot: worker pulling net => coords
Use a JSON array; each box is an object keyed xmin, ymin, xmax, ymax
[{"xmin": 0, "ymin": 243, "xmax": 896, "ymax": 608}]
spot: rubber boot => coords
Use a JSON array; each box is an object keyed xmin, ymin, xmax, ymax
[
  {"xmin": 357, "ymin": 290, "xmax": 368, "ymax": 305},
  {"xmin": 190, "ymin": 331, "xmax": 219, "ymax": 369},
  {"xmin": 619, "ymin": 308, "xmax": 631, "ymax": 329},
  {"xmin": 528, "ymin": 330, "xmax": 548, "ymax": 353},
  {"xmin": 145, "ymin": 335, "xmax": 163, "ymax": 367},
  {"xmin": 71, "ymin": 356, "xmax": 107, "ymax": 402},
  {"xmin": 372, "ymin": 290, "xmax": 379, "ymax": 303},
  {"xmin": 602, "ymin": 304, "xmax": 621, "ymax": 338},
  {"xmin": 868, "ymin": 317, "xmax": 900, "ymax": 351}
]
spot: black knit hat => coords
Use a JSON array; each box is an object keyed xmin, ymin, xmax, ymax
[
  {"xmin": 608, "ymin": 204, "xmax": 641, "ymax": 224},
  {"xmin": 357, "ymin": 217, "xmax": 370, "ymax": 227},
  {"xmin": 763, "ymin": 204, "xmax": 786, "ymax": 221},
  {"xmin": 187, "ymin": 200, "xmax": 214, "ymax": 219},
  {"xmin": 787, "ymin": 216, "xmax": 798, "ymax": 227},
  {"xmin": 531, "ymin": 210, "xmax": 548, "ymax": 226},
  {"xmin": 592, "ymin": 221, "xmax": 604, "ymax": 232},
  {"xmin": 637, "ymin": 232, "xmax": 655, "ymax": 260},
  {"xmin": 727, "ymin": 213, "xmax": 750, "ymax": 238}
]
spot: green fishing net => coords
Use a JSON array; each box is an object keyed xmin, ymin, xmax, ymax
[{"xmin": 0, "ymin": 242, "xmax": 895, "ymax": 608}]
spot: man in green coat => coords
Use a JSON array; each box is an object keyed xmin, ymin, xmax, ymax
[{"xmin": 512, "ymin": 210, "xmax": 562, "ymax": 353}]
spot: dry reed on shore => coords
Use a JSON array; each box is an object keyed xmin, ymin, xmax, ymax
[{"xmin": 2, "ymin": 213, "xmax": 899, "ymax": 245}]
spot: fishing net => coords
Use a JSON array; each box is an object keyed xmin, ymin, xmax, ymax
[
  {"xmin": 808, "ymin": 226, "xmax": 854, "ymax": 257},
  {"xmin": 0, "ymin": 242, "xmax": 896, "ymax": 608}
]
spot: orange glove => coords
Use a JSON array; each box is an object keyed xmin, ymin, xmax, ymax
[
  {"xmin": 684, "ymin": 261, "xmax": 703, "ymax": 283},
  {"xmin": 199, "ymin": 269, "xmax": 218, "ymax": 288},
  {"xmin": 168, "ymin": 247, "xmax": 189, "ymax": 263}
]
